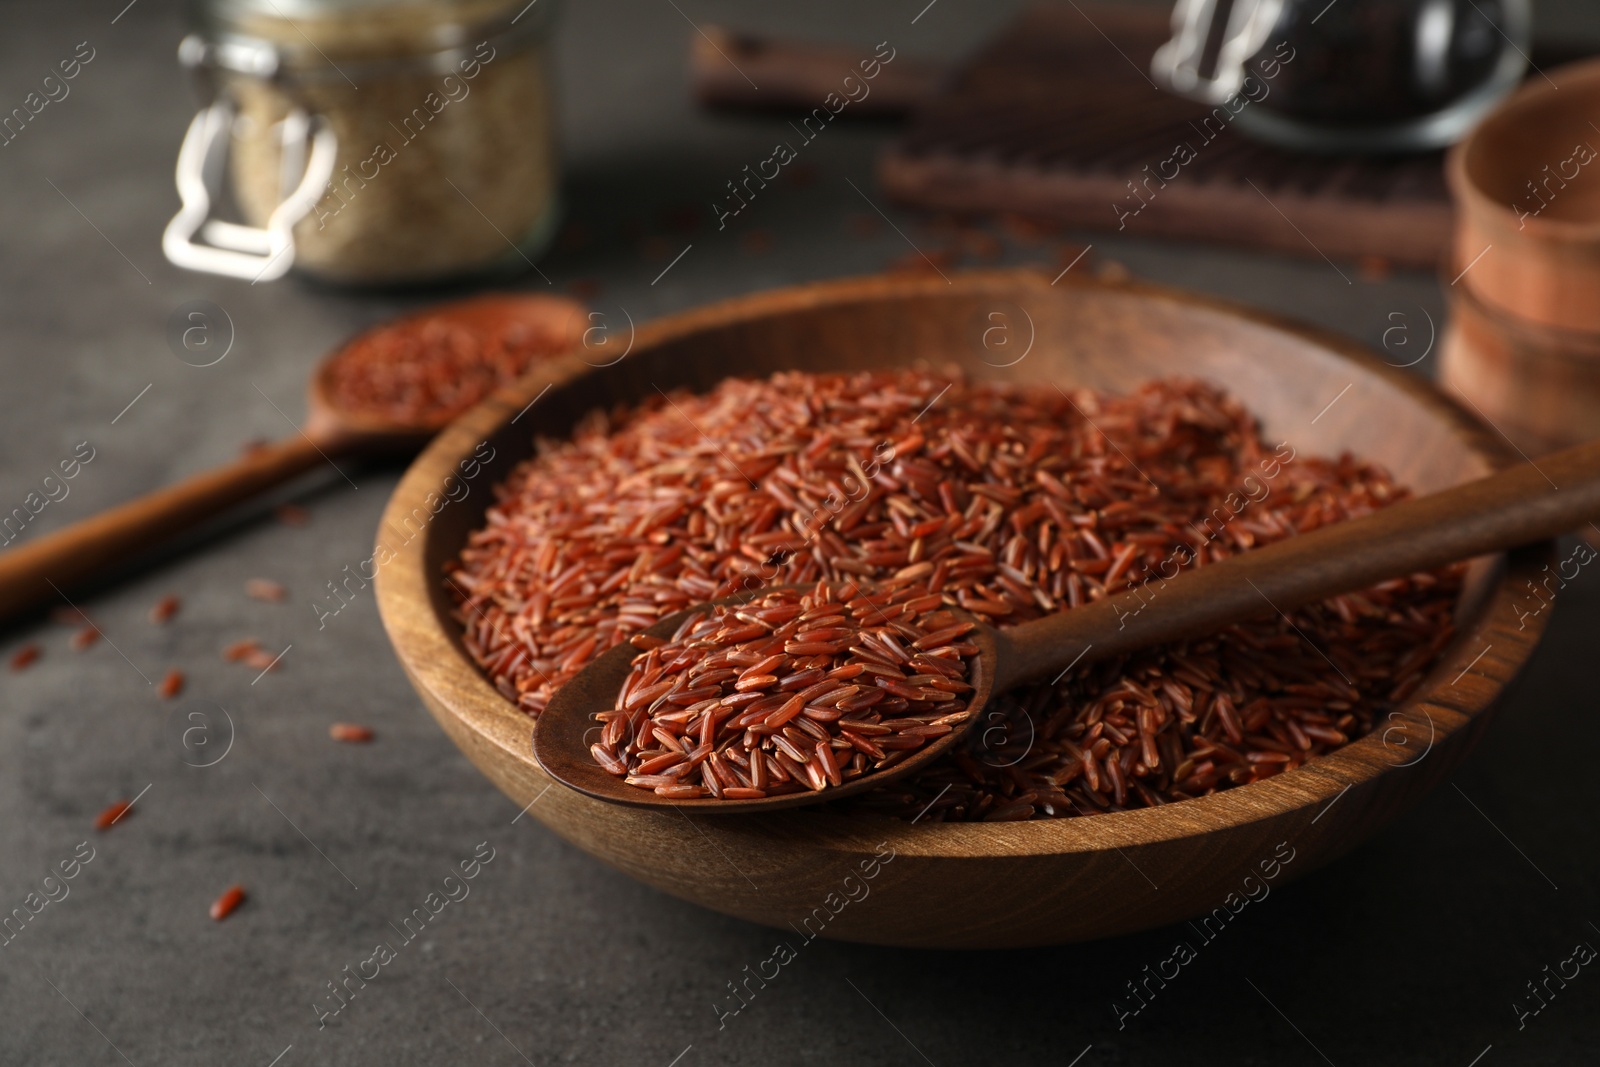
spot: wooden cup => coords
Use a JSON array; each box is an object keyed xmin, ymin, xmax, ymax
[{"xmin": 1446, "ymin": 58, "xmax": 1600, "ymax": 333}]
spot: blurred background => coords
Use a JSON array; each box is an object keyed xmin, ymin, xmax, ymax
[{"xmin": 3, "ymin": 1, "xmax": 1600, "ymax": 1064}]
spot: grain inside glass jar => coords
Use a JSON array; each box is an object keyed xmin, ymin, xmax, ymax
[{"xmin": 200, "ymin": 0, "xmax": 558, "ymax": 285}]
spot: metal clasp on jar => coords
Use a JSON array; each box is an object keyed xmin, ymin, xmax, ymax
[
  {"xmin": 1151, "ymin": 0, "xmax": 1285, "ymax": 105},
  {"xmin": 162, "ymin": 33, "xmax": 337, "ymax": 281}
]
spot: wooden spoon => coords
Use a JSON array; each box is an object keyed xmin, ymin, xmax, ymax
[
  {"xmin": 0, "ymin": 294, "xmax": 583, "ymax": 623},
  {"xmin": 535, "ymin": 437, "xmax": 1600, "ymax": 813}
]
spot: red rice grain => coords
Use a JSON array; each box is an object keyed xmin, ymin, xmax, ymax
[
  {"xmin": 69, "ymin": 625, "xmax": 99, "ymax": 651},
  {"xmin": 450, "ymin": 370, "xmax": 1462, "ymax": 820},
  {"xmin": 94, "ymin": 799, "xmax": 133, "ymax": 830},
  {"xmin": 329, "ymin": 723, "xmax": 375, "ymax": 742},
  {"xmin": 9, "ymin": 644, "xmax": 40, "ymax": 671},
  {"xmin": 245, "ymin": 579, "xmax": 287, "ymax": 602},
  {"xmin": 242, "ymin": 649, "xmax": 280, "ymax": 672},
  {"xmin": 158, "ymin": 669, "xmax": 185, "ymax": 699},
  {"xmin": 150, "ymin": 594, "xmax": 181, "ymax": 624},
  {"xmin": 210, "ymin": 885, "xmax": 246, "ymax": 921}
]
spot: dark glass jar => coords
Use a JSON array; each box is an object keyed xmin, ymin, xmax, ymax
[{"xmin": 1152, "ymin": 0, "xmax": 1531, "ymax": 152}]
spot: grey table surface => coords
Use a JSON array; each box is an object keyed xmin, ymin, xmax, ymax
[{"xmin": 3, "ymin": 0, "xmax": 1599, "ymax": 1064}]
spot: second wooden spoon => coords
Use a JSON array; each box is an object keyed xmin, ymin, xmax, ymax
[{"xmin": 0, "ymin": 294, "xmax": 583, "ymax": 624}]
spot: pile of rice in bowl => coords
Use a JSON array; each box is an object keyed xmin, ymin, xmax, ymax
[{"xmin": 447, "ymin": 369, "xmax": 1460, "ymax": 821}]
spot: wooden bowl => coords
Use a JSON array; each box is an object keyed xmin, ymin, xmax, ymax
[{"xmin": 375, "ymin": 269, "xmax": 1549, "ymax": 948}]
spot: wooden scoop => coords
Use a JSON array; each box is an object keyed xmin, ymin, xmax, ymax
[
  {"xmin": 0, "ymin": 294, "xmax": 583, "ymax": 623},
  {"xmin": 534, "ymin": 437, "xmax": 1600, "ymax": 813}
]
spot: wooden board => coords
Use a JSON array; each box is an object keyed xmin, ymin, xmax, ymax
[{"xmin": 879, "ymin": 5, "xmax": 1458, "ymax": 265}]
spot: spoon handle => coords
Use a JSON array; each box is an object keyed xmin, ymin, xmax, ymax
[
  {"xmin": 993, "ymin": 439, "xmax": 1600, "ymax": 691},
  {"xmin": 0, "ymin": 433, "xmax": 341, "ymax": 622}
]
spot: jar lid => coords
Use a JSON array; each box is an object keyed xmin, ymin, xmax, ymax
[{"xmin": 197, "ymin": 0, "xmax": 550, "ymax": 63}]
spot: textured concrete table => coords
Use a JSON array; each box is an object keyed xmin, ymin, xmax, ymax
[{"xmin": 2, "ymin": 1, "xmax": 1597, "ymax": 1064}]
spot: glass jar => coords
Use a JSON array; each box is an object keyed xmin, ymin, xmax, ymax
[
  {"xmin": 164, "ymin": 0, "xmax": 560, "ymax": 286},
  {"xmin": 1151, "ymin": 0, "xmax": 1531, "ymax": 153}
]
